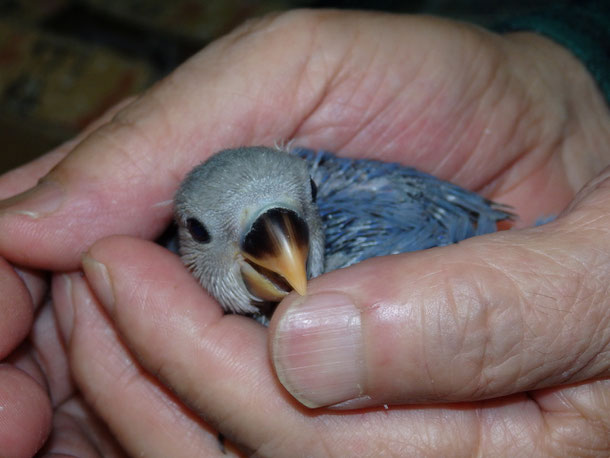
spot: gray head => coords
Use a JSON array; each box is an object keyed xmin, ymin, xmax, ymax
[{"xmin": 174, "ymin": 146, "xmax": 325, "ymax": 316}]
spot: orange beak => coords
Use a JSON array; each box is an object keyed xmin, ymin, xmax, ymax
[{"xmin": 240, "ymin": 208, "xmax": 309, "ymax": 303}]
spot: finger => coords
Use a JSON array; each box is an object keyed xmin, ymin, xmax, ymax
[
  {"xmin": 0, "ymin": 257, "xmax": 33, "ymax": 359},
  {"xmin": 0, "ymin": 12, "xmax": 338, "ymax": 271},
  {"xmin": 0, "ymin": 365, "xmax": 52, "ymax": 458},
  {"xmin": 13, "ymin": 267, "xmax": 48, "ymax": 311},
  {"xmin": 531, "ymin": 379, "xmax": 610, "ymax": 455},
  {"xmin": 0, "ymin": 149, "xmax": 66, "ymax": 200},
  {"xmin": 40, "ymin": 397, "xmax": 128, "ymax": 457},
  {"xmin": 78, "ymin": 234, "xmax": 587, "ymax": 456},
  {"xmin": 9, "ymin": 300, "xmax": 74, "ymax": 407},
  {"xmin": 81, "ymin": 235, "xmax": 321, "ymax": 453},
  {"xmin": 52, "ymin": 272, "xmax": 235, "ymax": 457},
  {"xmin": 269, "ymin": 166, "xmax": 610, "ymax": 408},
  {"xmin": 0, "ymin": 96, "xmax": 140, "ymax": 270},
  {"xmin": 0, "ymin": 97, "xmax": 137, "ymax": 336},
  {"xmin": 0, "ymin": 96, "xmax": 136, "ymax": 201}
]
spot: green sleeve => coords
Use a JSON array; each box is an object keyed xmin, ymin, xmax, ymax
[{"xmin": 494, "ymin": 1, "xmax": 610, "ymax": 106}]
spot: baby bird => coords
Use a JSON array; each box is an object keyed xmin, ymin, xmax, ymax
[{"xmin": 174, "ymin": 146, "xmax": 513, "ymax": 319}]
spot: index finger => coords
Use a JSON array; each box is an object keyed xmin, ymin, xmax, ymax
[
  {"xmin": 0, "ymin": 10, "xmax": 569, "ymax": 270},
  {"xmin": 0, "ymin": 12, "xmax": 332, "ymax": 270}
]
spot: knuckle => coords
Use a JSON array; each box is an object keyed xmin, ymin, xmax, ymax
[{"xmin": 220, "ymin": 9, "xmax": 328, "ymax": 50}]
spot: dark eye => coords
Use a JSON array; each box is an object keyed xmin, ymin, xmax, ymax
[
  {"xmin": 310, "ymin": 178, "xmax": 318, "ymax": 202},
  {"xmin": 186, "ymin": 218, "xmax": 211, "ymax": 243}
]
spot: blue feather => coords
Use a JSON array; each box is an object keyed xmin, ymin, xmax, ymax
[{"xmin": 293, "ymin": 147, "xmax": 513, "ymax": 271}]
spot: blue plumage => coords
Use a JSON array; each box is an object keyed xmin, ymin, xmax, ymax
[{"xmin": 294, "ymin": 147, "xmax": 513, "ymax": 272}]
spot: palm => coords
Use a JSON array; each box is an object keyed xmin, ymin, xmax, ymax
[
  {"xmin": 200, "ymin": 13, "xmax": 580, "ymax": 225},
  {"xmin": 289, "ymin": 31, "xmax": 578, "ymax": 228}
]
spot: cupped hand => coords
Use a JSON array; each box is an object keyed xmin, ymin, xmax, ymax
[
  {"xmin": 68, "ymin": 172, "xmax": 610, "ymax": 455},
  {"xmin": 1, "ymin": 283, "xmax": 134, "ymax": 457},
  {"xmin": 1, "ymin": 157, "xmax": 135, "ymax": 456},
  {"xmin": 0, "ymin": 265, "xmax": 51, "ymax": 458},
  {"xmin": 0, "ymin": 10, "xmax": 606, "ymax": 267},
  {"xmin": 0, "ymin": 97, "xmax": 140, "ymax": 457},
  {"xmin": 1, "ymin": 8, "xmax": 609, "ymax": 456}
]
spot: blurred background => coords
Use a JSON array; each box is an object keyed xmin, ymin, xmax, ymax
[{"xmin": 0, "ymin": 0, "xmax": 557, "ymax": 173}]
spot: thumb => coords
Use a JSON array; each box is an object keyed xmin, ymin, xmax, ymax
[{"xmin": 270, "ymin": 166, "xmax": 610, "ymax": 409}]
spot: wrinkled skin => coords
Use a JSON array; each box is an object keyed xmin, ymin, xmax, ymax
[{"xmin": 0, "ymin": 9, "xmax": 609, "ymax": 456}]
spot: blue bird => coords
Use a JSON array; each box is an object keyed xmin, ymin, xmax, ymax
[{"xmin": 174, "ymin": 146, "xmax": 513, "ymax": 319}]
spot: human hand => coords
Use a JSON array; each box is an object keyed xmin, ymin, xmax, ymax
[
  {"xmin": 65, "ymin": 159, "xmax": 610, "ymax": 456},
  {"xmin": 6, "ymin": 296, "xmax": 133, "ymax": 458},
  {"xmin": 0, "ymin": 114, "xmax": 144, "ymax": 456},
  {"xmin": 0, "ymin": 10, "xmax": 607, "ymax": 267},
  {"xmin": 1, "ymin": 8, "xmax": 609, "ymax": 455},
  {"xmin": 0, "ymin": 97, "xmax": 145, "ymax": 456},
  {"xmin": 0, "ymin": 134, "xmax": 72, "ymax": 456},
  {"xmin": 0, "ymin": 263, "xmax": 51, "ymax": 458}
]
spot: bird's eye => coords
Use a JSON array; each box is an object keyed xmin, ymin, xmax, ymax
[
  {"xmin": 310, "ymin": 178, "xmax": 318, "ymax": 202},
  {"xmin": 186, "ymin": 218, "xmax": 211, "ymax": 244}
]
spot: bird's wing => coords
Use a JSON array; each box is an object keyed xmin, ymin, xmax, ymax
[{"xmin": 294, "ymin": 148, "xmax": 513, "ymax": 272}]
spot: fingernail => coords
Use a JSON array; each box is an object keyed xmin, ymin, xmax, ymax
[
  {"xmin": 82, "ymin": 254, "xmax": 115, "ymax": 313},
  {"xmin": 272, "ymin": 293, "xmax": 365, "ymax": 408},
  {"xmin": 0, "ymin": 180, "xmax": 64, "ymax": 218},
  {"xmin": 53, "ymin": 274, "xmax": 75, "ymax": 343}
]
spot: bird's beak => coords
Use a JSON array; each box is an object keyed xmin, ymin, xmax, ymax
[{"xmin": 240, "ymin": 208, "xmax": 309, "ymax": 302}]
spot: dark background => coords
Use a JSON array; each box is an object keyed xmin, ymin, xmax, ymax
[{"xmin": 0, "ymin": 0, "xmax": 557, "ymax": 173}]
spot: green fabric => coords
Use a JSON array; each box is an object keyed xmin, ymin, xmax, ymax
[{"xmin": 494, "ymin": 1, "xmax": 610, "ymax": 106}]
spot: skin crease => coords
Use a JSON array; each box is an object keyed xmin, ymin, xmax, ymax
[{"xmin": 0, "ymin": 8, "xmax": 609, "ymax": 456}]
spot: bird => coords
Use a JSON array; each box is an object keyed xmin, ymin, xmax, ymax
[{"xmin": 174, "ymin": 146, "xmax": 513, "ymax": 320}]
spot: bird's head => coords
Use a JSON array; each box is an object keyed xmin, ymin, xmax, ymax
[{"xmin": 174, "ymin": 146, "xmax": 325, "ymax": 316}]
